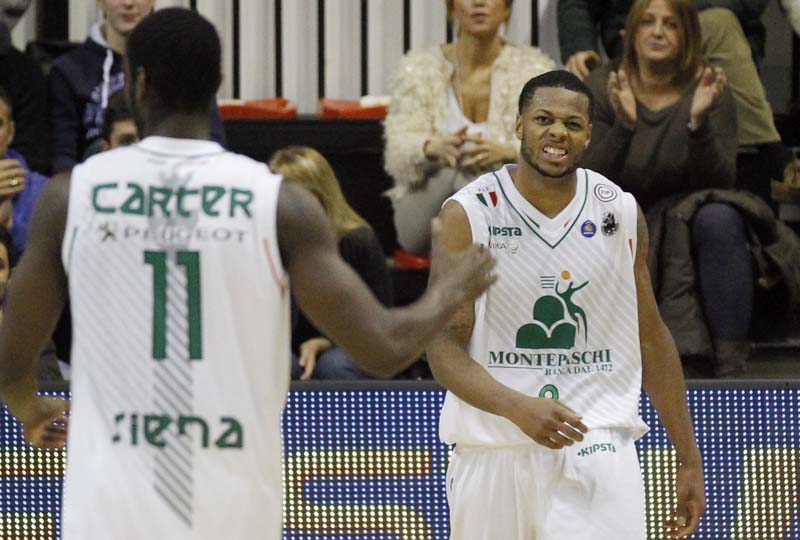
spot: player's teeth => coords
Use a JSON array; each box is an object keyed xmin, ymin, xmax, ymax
[{"xmin": 544, "ymin": 147, "xmax": 566, "ymax": 156}]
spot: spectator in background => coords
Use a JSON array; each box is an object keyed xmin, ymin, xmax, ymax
[
  {"xmin": 581, "ymin": 0, "xmax": 800, "ymax": 377},
  {"xmin": 558, "ymin": 0, "xmax": 799, "ymax": 202},
  {"xmin": 0, "ymin": 0, "xmax": 49, "ymax": 173},
  {"xmin": 270, "ymin": 146, "xmax": 393, "ymax": 380},
  {"xmin": 0, "ymin": 85, "xmax": 47, "ymax": 253},
  {"xmin": 384, "ymin": 0, "xmax": 555, "ymax": 254},
  {"xmin": 48, "ymin": 0, "xmax": 225, "ymax": 173},
  {"xmin": 100, "ymin": 92, "xmax": 138, "ymax": 151}
]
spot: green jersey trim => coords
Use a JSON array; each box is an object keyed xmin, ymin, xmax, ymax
[
  {"xmin": 132, "ymin": 146, "xmax": 229, "ymax": 160},
  {"xmin": 494, "ymin": 170, "xmax": 589, "ymax": 250}
]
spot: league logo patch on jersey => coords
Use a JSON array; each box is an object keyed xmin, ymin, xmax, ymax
[
  {"xmin": 581, "ymin": 220, "xmax": 596, "ymax": 238},
  {"xmin": 476, "ymin": 187, "xmax": 498, "ymax": 207},
  {"xmin": 602, "ymin": 212, "xmax": 618, "ymax": 236},
  {"xmin": 594, "ymin": 184, "xmax": 618, "ymax": 202}
]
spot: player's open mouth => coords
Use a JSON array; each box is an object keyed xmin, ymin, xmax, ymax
[{"xmin": 542, "ymin": 146, "xmax": 568, "ymax": 161}]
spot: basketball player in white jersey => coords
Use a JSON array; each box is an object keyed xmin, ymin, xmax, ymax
[
  {"xmin": 428, "ymin": 70, "xmax": 705, "ymax": 540},
  {"xmin": 0, "ymin": 8, "xmax": 496, "ymax": 540}
]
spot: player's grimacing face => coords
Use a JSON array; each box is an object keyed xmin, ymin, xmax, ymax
[{"xmin": 516, "ymin": 87, "xmax": 591, "ymax": 179}]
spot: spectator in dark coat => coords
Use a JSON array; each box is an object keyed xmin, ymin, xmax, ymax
[{"xmin": 0, "ymin": 0, "xmax": 49, "ymax": 173}]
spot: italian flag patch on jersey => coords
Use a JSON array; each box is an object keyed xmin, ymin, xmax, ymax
[{"xmin": 477, "ymin": 190, "xmax": 498, "ymax": 207}]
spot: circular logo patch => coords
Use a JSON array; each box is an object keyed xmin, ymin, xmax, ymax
[
  {"xmin": 581, "ymin": 220, "xmax": 596, "ymax": 238},
  {"xmin": 594, "ymin": 184, "xmax": 617, "ymax": 202}
]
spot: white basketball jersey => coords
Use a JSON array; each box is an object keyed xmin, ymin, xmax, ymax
[
  {"xmin": 440, "ymin": 165, "xmax": 649, "ymax": 447},
  {"xmin": 60, "ymin": 137, "xmax": 291, "ymax": 540}
]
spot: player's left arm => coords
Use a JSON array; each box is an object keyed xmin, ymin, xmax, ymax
[
  {"xmin": 634, "ymin": 204, "xmax": 705, "ymax": 539},
  {"xmin": 0, "ymin": 173, "xmax": 71, "ymax": 448}
]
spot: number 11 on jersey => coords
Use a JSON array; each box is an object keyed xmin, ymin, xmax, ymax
[{"xmin": 144, "ymin": 250, "xmax": 203, "ymax": 361}]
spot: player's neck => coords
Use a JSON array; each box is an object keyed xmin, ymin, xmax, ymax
[
  {"xmin": 143, "ymin": 113, "xmax": 211, "ymax": 141},
  {"xmin": 511, "ymin": 163, "xmax": 577, "ymax": 219}
]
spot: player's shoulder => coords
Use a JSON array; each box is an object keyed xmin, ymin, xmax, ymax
[
  {"xmin": 450, "ymin": 167, "xmax": 506, "ymax": 209},
  {"xmin": 579, "ymin": 167, "xmax": 635, "ymax": 206}
]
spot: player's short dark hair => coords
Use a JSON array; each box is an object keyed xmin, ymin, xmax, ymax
[
  {"xmin": 518, "ymin": 70, "xmax": 594, "ymax": 120},
  {"xmin": 0, "ymin": 85, "xmax": 12, "ymax": 117},
  {"xmin": 127, "ymin": 8, "xmax": 221, "ymax": 114},
  {"xmin": 101, "ymin": 92, "xmax": 134, "ymax": 142},
  {"xmin": 0, "ymin": 226, "xmax": 18, "ymax": 269}
]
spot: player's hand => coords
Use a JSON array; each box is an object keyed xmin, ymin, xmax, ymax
[
  {"xmin": 424, "ymin": 127, "xmax": 468, "ymax": 169},
  {"xmin": 17, "ymin": 397, "xmax": 70, "ymax": 449},
  {"xmin": 565, "ymin": 50, "xmax": 601, "ymax": 80},
  {"xmin": 0, "ymin": 159, "xmax": 26, "ymax": 197},
  {"xmin": 298, "ymin": 337, "xmax": 332, "ymax": 380},
  {"xmin": 458, "ymin": 135, "xmax": 516, "ymax": 176},
  {"xmin": 664, "ymin": 459, "xmax": 705, "ymax": 538},
  {"xmin": 607, "ymin": 69, "xmax": 637, "ymax": 130},
  {"xmin": 428, "ymin": 217, "xmax": 497, "ymax": 304},
  {"xmin": 689, "ymin": 66, "xmax": 726, "ymax": 131},
  {"xmin": 507, "ymin": 396, "xmax": 588, "ymax": 449}
]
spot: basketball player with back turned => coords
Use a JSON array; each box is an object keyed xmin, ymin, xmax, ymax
[
  {"xmin": 0, "ymin": 8, "xmax": 496, "ymax": 540},
  {"xmin": 427, "ymin": 70, "xmax": 705, "ymax": 540}
]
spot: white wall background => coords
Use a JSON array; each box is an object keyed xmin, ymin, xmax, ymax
[{"xmin": 9, "ymin": 0, "xmax": 797, "ymax": 113}]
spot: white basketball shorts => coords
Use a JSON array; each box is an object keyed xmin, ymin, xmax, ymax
[{"xmin": 446, "ymin": 428, "xmax": 646, "ymax": 540}]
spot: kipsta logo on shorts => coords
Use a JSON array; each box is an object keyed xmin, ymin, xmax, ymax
[
  {"xmin": 581, "ymin": 220, "xmax": 596, "ymax": 238},
  {"xmin": 515, "ymin": 271, "xmax": 588, "ymax": 349}
]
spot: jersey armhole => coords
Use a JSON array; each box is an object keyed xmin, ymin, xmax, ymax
[
  {"xmin": 444, "ymin": 196, "xmax": 489, "ymax": 247},
  {"xmin": 622, "ymin": 192, "xmax": 638, "ymax": 263},
  {"xmin": 261, "ymin": 170, "xmax": 290, "ymax": 291}
]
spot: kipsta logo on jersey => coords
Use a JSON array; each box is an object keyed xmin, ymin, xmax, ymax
[
  {"xmin": 476, "ymin": 187, "xmax": 498, "ymax": 207},
  {"xmin": 594, "ymin": 184, "xmax": 617, "ymax": 202},
  {"xmin": 516, "ymin": 271, "xmax": 588, "ymax": 350},
  {"xmin": 581, "ymin": 220, "xmax": 596, "ymax": 238},
  {"xmin": 602, "ymin": 212, "xmax": 618, "ymax": 236}
]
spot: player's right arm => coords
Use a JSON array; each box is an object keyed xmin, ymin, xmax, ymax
[
  {"xmin": 426, "ymin": 201, "xmax": 587, "ymax": 450},
  {"xmin": 277, "ymin": 181, "xmax": 496, "ymax": 379},
  {"xmin": 0, "ymin": 173, "xmax": 71, "ymax": 448}
]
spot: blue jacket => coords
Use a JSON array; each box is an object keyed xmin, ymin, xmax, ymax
[
  {"xmin": 48, "ymin": 22, "xmax": 226, "ymax": 173},
  {"xmin": 5, "ymin": 149, "xmax": 47, "ymax": 253}
]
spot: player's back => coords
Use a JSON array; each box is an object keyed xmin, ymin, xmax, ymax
[{"xmin": 60, "ymin": 136, "xmax": 290, "ymax": 540}]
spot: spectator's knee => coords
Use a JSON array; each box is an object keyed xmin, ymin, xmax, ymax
[{"xmin": 692, "ymin": 202, "xmax": 746, "ymax": 248}]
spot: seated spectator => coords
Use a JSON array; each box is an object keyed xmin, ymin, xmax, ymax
[
  {"xmin": 270, "ymin": 147, "xmax": 393, "ymax": 380},
  {"xmin": 581, "ymin": 0, "xmax": 800, "ymax": 376},
  {"xmin": 0, "ymin": 85, "xmax": 47, "ymax": 253},
  {"xmin": 384, "ymin": 0, "xmax": 555, "ymax": 253},
  {"xmin": 558, "ymin": 0, "xmax": 799, "ymax": 202},
  {"xmin": 0, "ymin": 0, "xmax": 49, "ymax": 173},
  {"xmin": 48, "ymin": 0, "xmax": 224, "ymax": 173},
  {"xmin": 100, "ymin": 92, "xmax": 138, "ymax": 151}
]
